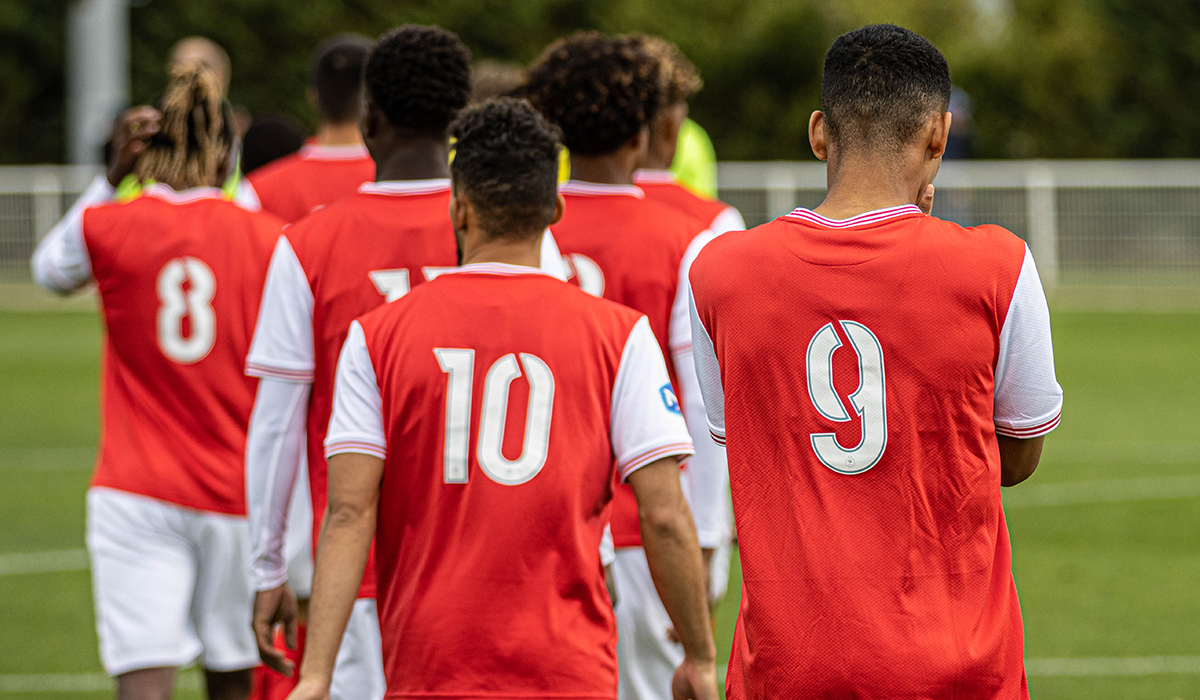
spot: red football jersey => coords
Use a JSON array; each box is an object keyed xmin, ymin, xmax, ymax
[
  {"xmin": 634, "ymin": 169, "xmax": 744, "ymax": 235},
  {"xmin": 80, "ymin": 185, "xmax": 280, "ymax": 514},
  {"xmin": 689, "ymin": 205, "xmax": 1063, "ymax": 698},
  {"xmin": 247, "ymin": 180, "xmax": 458, "ymax": 598},
  {"xmin": 551, "ymin": 181, "xmax": 710, "ymax": 547},
  {"xmin": 324, "ymin": 264, "xmax": 694, "ymax": 698},
  {"xmin": 247, "ymin": 144, "xmax": 375, "ymax": 223}
]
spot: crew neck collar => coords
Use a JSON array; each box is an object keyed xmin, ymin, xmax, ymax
[
  {"xmin": 783, "ymin": 204, "xmax": 924, "ymax": 228},
  {"xmin": 559, "ymin": 180, "xmax": 645, "ymax": 198}
]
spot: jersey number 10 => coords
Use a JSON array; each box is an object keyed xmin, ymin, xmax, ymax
[
  {"xmin": 433, "ymin": 349, "xmax": 556, "ymax": 486},
  {"xmin": 805, "ymin": 321, "xmax": 887, "ymax": 475}
]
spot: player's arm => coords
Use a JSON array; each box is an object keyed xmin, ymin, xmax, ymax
[
  {"xmin": 669, "ymin": 234, "xmax": 728, "ymax": 583},
  {"xmin": 288, "ymin": 321, "xmax": 385, "ymax": 700},
  {"xmin": 245, "ymin": 235, "xmax": 317, "ymax": 673},
  {"xmin": 612, "ymin": 316, "xmax": 717, "ymax": 700},
  {"xmin": 993, "ymin": 244, "xmax": 1063, "ymax": 487}
]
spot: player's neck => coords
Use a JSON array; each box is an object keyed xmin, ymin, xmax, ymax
[
  {"xmin": 374, "ymin": 137, "xmax": 451, "ymax": 183},
  {"xmin": 639, "ymin": 142, "xmax": 676, "ymax": 171},
  {"xmin": 314, "ymin": 122, "xmax": 364, "ymax": 147},
  {"xmin": 569, "ymin": 153, "xmax": 637, "ymax": 185},
  {"xmin": 460, "ymin": 236, "xmax": 543, "ymax": 269},
  {"xmin": 814, "ymin": 156, "xmax": 925, "ymax": 220}
]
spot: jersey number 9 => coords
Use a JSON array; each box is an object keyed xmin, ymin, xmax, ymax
[{"xmin": 805, "ymin": 321, "xmax": 887, "ymax": 475}]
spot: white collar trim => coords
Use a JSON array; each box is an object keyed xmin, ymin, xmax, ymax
[
  {"xmin": 559, "ymin": 180, "xmax": 645, "ymax": 198},
  {"xmin": 359, "ymin": 179, "xmax": 451, "ymax": 196},
  {"xmin": 300, "ymin": 144, "xmax": 370, "ymax": 161},
  {"xmin": 439, "ymin": 262, "xmax": 556, "ymax": 278},
  {"xmin": 633, "ymin": 169, "xmax": 677, "ymax": 184},
  {"xmin": 142, "ymin": 183, "xmax": 226, "ymax": 204},
  {"xmin": 784, "ymin": 204, "xmax": 924, "ymax": 228}
]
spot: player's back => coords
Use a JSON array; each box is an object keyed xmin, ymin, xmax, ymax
[
  {"xmin": 346, "ymin": 265, "xmax": 655, "ymax": 698},
  {"xmin": 690, "ymin": 205, "xmax": 1059, "ymax": 698},
  {"xmin": 634, "ymin": 169, "xmax": 744, "ymax": 234},
  {"xmin": 254, "ymin": 180, "xmax": 456, "ymax": 596},
  {"xmin": 83, "ymin": 185, "xmax": 281, "ymax": 515},
  {"xmin": 247, "ymin": 144, "xmax": 375, "ymax": 222}
]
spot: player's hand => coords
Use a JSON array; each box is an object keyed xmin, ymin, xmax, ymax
[
  {"xmin": 671, "ymin": 656, "xmax": 719, "ymax": 700},
  {"xmin": 253, "ymin": 583, "xmax": 300, "ymax": 676},
  {"xmin": 106, "ymin": 106, "xmax": 161, "ymax": 187},
  {"xmin": 283, "ymin": 676, "xmax": 330, "ymax": 700},
  {"xmin": 917, "ymin": 184, "xmax": 936, "ymax": 215}
]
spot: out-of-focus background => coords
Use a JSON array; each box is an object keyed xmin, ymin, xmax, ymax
[{"xmin": 1, "ymin": 1, "xmax": 1199, "ymax": 698}]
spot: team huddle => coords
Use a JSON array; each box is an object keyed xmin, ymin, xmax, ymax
[{"xmin": 32, "ymin": 20, "xmax": 1062, "ymax": 700}]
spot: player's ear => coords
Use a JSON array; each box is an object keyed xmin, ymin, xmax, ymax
[
  {"xmin": 549, "ymin": 193, "xmax": 566, "ymax": 227},
  {"xmin": 927, "ymin": 111, "xmax": 952, "ymax": 162},
  {"xmin": 360, "ymin": 99, "xmax": 379, "ymax": 141},
  {"xmin": 306, "ymin": 85, "xmax": 318, "ymax": 111},
  {"xmin": 449, "ymin": 189, "xmax": 469, "ymax": 232},
  {"xmin": 809, "ymin": 111, "xmax": 828, "ymax": 162}
]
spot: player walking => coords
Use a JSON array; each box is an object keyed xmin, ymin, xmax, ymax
[
  {"xmin": 286, "ymin": 97, "xmax": 717, "ymax": 700},
  {"xmin": 247, "ymin": 34, "xmax": 376, "ymax": 223},
  {"xmin": 244, "ymin": 26, "xmax": 562, "ymax": 700},
  {"xmin": 524, "ymin": 32, "xmax": 726, "ymax": 700},
  {"xmin": 688, "ymin": 24, "xmax": 1063, "ymax": 698},
  {"xmin": 32, "ymin": 62, "xmax": 281, "ymax": 700}
]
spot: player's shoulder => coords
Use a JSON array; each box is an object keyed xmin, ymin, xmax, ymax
[
  {"xmin": 282, "ymin": 191, "xmax": 369, "ymax": 245},
  {"xmin": 246, "ymin": 152, "xmax": 308, "ymax": 189},
  {"xmin": 922, "ymin": 215, "xmax": 1027, "ymax": 262}
]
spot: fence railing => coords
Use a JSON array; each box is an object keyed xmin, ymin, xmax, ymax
[{"xmin": 3, "ymin": 162, "xmax": 1200, "ymax": 301}]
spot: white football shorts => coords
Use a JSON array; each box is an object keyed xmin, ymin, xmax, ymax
[
  {"xmin": 613, "ymin": 547, "xmax": 684, "ymax": 700},
  {"xmin": 86, "ymin": 487, "xmax": 258, "ymax": 676},
  {"xmin": 330, "ymin": 598, "xmax": 386, "ymax": 700}
]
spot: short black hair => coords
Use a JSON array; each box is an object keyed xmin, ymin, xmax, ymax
[
  {"xmin": 523, "ymin": 32, "xmax": 660, "ymax": 155},
  {"xmin": 450, "ymin": 98, "xmax": 561, "ymax": 238},
  {"xmin": 364, "ymin": 25, "xmax": 471, "ymax": 135},
  {"xmin": 310, "ymin": 33, "xmax": 373, "ymax": 124},
  {"xmin": 822, "ymin": 24, "xmax": 951, "ymax": 154},
  {"xmin": 241, "ymin": 112, "xmax": 306, "ymax": 174}
]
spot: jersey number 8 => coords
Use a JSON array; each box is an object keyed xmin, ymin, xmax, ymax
[
  {"xmin": 156, "ymin": 257, "xmax": 216, "ymax": 364},
  {"xmin": 434, "ymin": 349, "xmax": 555, "ymax": 486}
]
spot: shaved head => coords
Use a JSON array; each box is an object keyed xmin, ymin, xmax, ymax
[{"xmin": 170, "ymin": 37, "xmax": 232, "ymax": 96}]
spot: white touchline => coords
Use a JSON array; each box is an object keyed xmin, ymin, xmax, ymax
[
  {"xmin": 0, "ymin": 447, "xmax": 94, "ymax": 472},
  {"xmin": 0, "ymin": 549, "xmax": 88, "ymax": 577},
  {"xmin": 1003, "ymin": 474, "xmax": 1200, "ymax": 509},
  {"xmin": 0, "ymin": 671, "xmax": 201, "ymax": 693},
  {"xmin": 1024, "ymin": 656, "xmax": 1200, "ymax": 676}
]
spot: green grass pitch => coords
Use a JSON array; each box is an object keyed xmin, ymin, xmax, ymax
[{"xmin": 1, "ymin": 309, "xmax": 1198, "ymax": 698}]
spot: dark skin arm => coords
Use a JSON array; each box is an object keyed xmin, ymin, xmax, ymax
[
  {"xmin": 106, "ymin": 106, "xmax": 161, "ymax": 187},
  {"xmin": 999, "ymin": 435, "xmax": 1044, "ymax": 487}
]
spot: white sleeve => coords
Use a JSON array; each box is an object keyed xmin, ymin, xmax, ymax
[
  {"xmin": 325, "ymin": 321, "xmax": 387, "ymax": 459},
  {"xmin": 539, "ymin": 228, "xmax": 568, "ymax": 280},
  {"xmin": 667, "ymin": 232, "xmax": 728, "ymax": 547},
  {"xmin": 246, "ymin": 236, "xmax": 316, "ymax": 381},
  {"xmin": 689, "ymin": 287, "xmax": 726, "ymax": 446},
  {"xmin": 30, "ymin": 175, "xmax": 114, "ymax": 294},
  {"xmin": 994, "ymin": 245, "xmax": 1063, "ymax": 438},
  {"xmin": 599, "ymin": 524, "xmax": 616, "ymax": 566},
  {"xmin": 610, "ymin": 316, "xmax": 695, "ymax": 481},
  {"xmin": 234, "ymin": 178, "xmax": 263, "ymax": 212},
  {"xmin": 708, "ymin": 205, "xmax": 745, "ymax": 235},
  {"xmin": 283, "ymin": 454, "xmax": 314, "ymax": 597},
  {"xmin": 246, "ymin": 377, "xmax": 312, "ymax": 591}
]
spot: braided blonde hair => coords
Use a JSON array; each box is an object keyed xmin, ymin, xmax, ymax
[{"xmin": 135, "ymin": 59, "xmax": 233, "ymax": 190}]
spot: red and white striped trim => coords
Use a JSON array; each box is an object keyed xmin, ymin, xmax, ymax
[
  {"xmin": 784, "ymin": 204, "xmax": 923, "ymax": 229},
  {"xmin": 437, "ymin": 262, "xmax": 556, "ymax": 278},
  {"xmin": 142, "ymin": 184, "xmax": 226, "ymax": 205},
  {"xmin": 300, "ymin": 144, "xmax": 370, "ymax": 161},
  {"xmin": 359, "ymin": 179, "xmax": 451, "ymax": 197},
  {"xmin": 710, "ymin": 430, "xmax": 726, "ymax": 446},
  {"xmin": 618, "ymin": 442, "xmax": 696, "ymax": 480},
  {"xmin": 559, "ymin": 181, "xmax": 645, "ymax": 199},
  {"xmin": 325, "ymin": 440, "xmax": 387, "ymax": 460},
  {"xmin": 245, "ymin": 362, "xmax": 314, "ymax": 383},
  {"xmin": 995, "ymin": 412, "xmax": 1061, "ymax": 439},
  {"xmin": 633, "ymin": 169, "xmax": 677, "ymax": 184}
]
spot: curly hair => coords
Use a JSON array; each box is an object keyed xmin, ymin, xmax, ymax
[
  {"xmin": 523, "ymin": 31, "xmax": 660, "ymax": 155},
  {"xmin": 364, "ymin": 25, "xmax": 471, "ymax": 135},
  {"xmin": 136, "ymin": 59, "xmax": 235, "ymax": 189},
  {"xmin": 450, "ymin": 97, "xmax": 562, "ymax": 238},
  {"xmin": 632, "ymin": 34, "xmax": 702, "ymax": 107}
]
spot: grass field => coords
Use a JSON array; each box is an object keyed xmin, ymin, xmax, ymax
[{"xmin": 1, "ymin": 308, "xmax": 1199, "ymax": 699}]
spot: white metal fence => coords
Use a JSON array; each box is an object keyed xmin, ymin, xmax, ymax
[{"xmin": 3, "ymin": 161, "xmax": 1200, "ymax": 293}]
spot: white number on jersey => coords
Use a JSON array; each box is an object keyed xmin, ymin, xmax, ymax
[
  {"xmin": 156, "ymin": 257, "xmax": 216, "ymax": 364},
  {"xmin": 433, "ymin": 349, "xmax": 556, "ymax": 485},
  {"xmin": 805, "ymin": 321, "xmax": 887, "ymax": 474},
  {"xmin": 370, "ymin": 267, "xmax": 460, "ymax": 302},
  {"xmin": 562, "ymin": 254, "xmax": 605, "ymax": 297}
]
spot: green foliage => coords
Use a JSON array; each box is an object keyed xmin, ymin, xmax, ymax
[{"xmin": 2, "ymin": 0, "xmax": 1199, "ymax": 162}]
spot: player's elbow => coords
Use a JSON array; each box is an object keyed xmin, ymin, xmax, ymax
[
  {"xmin": 323, "ymin": 499, "xmax": 376, "ymax": 533},
  {"xmin": 637, "ymin": 499, "xmax": 694, "ymax": 545},
  {"xmin": 998, "ymin": 435, "xmax": 1045, "ymax": 487}
]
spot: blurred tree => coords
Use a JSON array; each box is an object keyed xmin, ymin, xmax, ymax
[{"xmin": 1, "ymin": 0, "xmax": 1198, "ymax": 163}]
